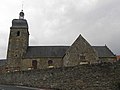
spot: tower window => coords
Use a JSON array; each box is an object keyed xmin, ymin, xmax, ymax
[{"xmin": 17, "ymin": 31, "xmax": 20, "ymax": 36}]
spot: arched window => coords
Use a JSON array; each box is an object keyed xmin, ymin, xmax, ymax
[
  {"xmin": 32, "ymin": 60, "xmax": 37, "ymax": 69},
  {"xmin": 48, "ymin": 60, "xmax": 53, "ymax": 66},
  {"xmin": 17, "ymin": 31, "xmax": 20, "ymax": 36},
  {"xmin": 48, "ymin": 60, "xmax": 54, "ymax": 68}
]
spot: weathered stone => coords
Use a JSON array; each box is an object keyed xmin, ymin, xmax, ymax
[
  {"xmin": 0, "ymin": 62, "xmax": 120, "ymax": 90},
  {"xmin": 63, "ymin": 35, "xmax": 99, "ymax": 67}
]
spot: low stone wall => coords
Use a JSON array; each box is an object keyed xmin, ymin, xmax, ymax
[{"xmin": 0, "ymin": 62, "xmax": 120, "ymax": 90}]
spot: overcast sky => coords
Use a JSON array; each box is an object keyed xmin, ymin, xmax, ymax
[{"xmin": 0, "ymin": 0, "xmax": 120, "ymax": 59}]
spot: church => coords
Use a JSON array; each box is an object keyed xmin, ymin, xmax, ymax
[{"xmin": 3, "ymin": 10, "xmax": 116, "ymax": 72}]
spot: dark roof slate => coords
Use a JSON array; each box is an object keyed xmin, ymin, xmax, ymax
[
  {"xmin": 24, "ymin": 46, "xmax": 115, "ymax": 58},
  {"xmin": 24, "ymin": 46, "xmax": 69, "ymax": 58},
  {"xmin": 0, "ymin": 59, "xmax": 6, "ymax": 66},
  {"xmin": 93, "ymin": 46, "xmax": 115, "ymax": 57},
  {"xmin": 11, "ymin": 19, "xmax": 28, "ymax": 29}
]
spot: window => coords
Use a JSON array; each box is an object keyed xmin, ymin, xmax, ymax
[
  {"xmin": 17, "ymin": 31, "xmax": 20, "ymax": 36},
  {"xmin": 79, "ymin": 54, "xmax": 86, "ymax": 60},
  {"xmin": 80, "ymin": 56, "xmax": 85, "ymax": 59},
  {"xmin": 48, "ymin": 60, "xmax": 53, "ymax": 66},
  {"xmin": 32, "ymin": 60, "xmax": 37, "ymax": 69},
  {"xmin": 48, "ymin": 60, "xmax": 54, "ymax": 68}
]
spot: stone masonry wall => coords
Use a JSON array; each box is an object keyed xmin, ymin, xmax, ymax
[
  {"xmin": 63, "ymin": 35, "xmax": 98, "ymax": 67},
  {"xmin": 7, "ymin": 28, "xmax": 29, "ymax": 68},
  {"xmin": 0, "ymin": 62, "xmax": 120, "ymax": 90},
  {"xmin": 22, "ymin": 57, "xmax": 63, "ymax": 70}
]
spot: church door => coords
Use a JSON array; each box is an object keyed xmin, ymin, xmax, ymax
[{"xmin": 32, "ymin": 60, "xmax": 37, "ymax": 69}]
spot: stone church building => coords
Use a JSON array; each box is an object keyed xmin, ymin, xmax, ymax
[{"xmin": 6, "ymin": 10, "xmax": 116, "ymax": 71}]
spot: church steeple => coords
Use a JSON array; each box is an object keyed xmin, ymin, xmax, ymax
[
  {"xmin": 19, "ymin": 10, "xmax": 24, "ymax": 19},
  {"xmin": 7, "ymin": 10, "xmax": 29, "ymax": 70},
  {"xmin": 11, "ymin": 10, "xmax": 28, "ymax": 28}
]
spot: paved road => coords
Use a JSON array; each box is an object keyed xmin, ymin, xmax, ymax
[{"xmin": 0, "ymin": 85, "xmax": 46, "ymax": 90}]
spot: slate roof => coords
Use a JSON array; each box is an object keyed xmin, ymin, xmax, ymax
[
  {"xmin": 24, "ymin": 46, "xmax": 69, "ymax": 58},
  {"xmin": 0, "ymin": 59, "xmax": 6, "ymax": 66},
  {"xmin": 24, "ymin": 46, "xmax": 115, "ymax": 58},
  {"xmin": 93, "ymin": 46, "xmax": 115, "ymax": 57},
  {"xmin": 11, "ymin": 19, "xmax": 28, "ymax": 29}
]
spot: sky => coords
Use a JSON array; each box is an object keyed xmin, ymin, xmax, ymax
[{"xmin": 0, "ymin": 0, "xmax": 120, "ymax": 59}]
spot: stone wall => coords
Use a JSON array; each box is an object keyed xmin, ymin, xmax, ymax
[
  {"xmin": 22, "ymin": 57, "xmax": 63, "ymax": 70},
  {"xmin": 0, "ymin": 62, "xmax": 120, "ymax": 90},
  {"xmin": 7, "ymin": 28, "xmax": 29, "ymax": 68},
  {"xmin": 99, "ymin": 57, "xmax": 117, "ymax": 63},
  {"xmin": 63, "ymin": 35, "xmax": 98, "ymax": 67}
]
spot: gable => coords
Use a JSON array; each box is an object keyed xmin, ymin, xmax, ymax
[
  {"xmin": 63, "ymin": 35, "xmax": 98, "ymax": 66},
  {"xmin": 66, "ymin": 35, "xmax": 98, "ymax": 56}
]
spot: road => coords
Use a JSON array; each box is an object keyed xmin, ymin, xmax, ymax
[{"xmin": 0, "ymin": 85, "xmax": 48, "ymax": 90}]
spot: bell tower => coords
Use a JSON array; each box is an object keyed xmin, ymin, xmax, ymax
[{"xmin": 7, "ymin": 10, "xmax": 29, "ymax": 70}]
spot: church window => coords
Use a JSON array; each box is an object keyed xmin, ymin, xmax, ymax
[
  {"xmin": 79, "ymin": 54, "xmax": 86, "ymax": 60},
  {"xmin": 32, "ymin": 60, "xmax": 37, "ymax": 69},
  {"xmin": 17, "ymin": 31, "xmax": 20, "ymax": 36},
  {"xmin": 48, "ymin": 60, "xmax": 54, "ymax": 68},
  {"xmin": 48, "ymin": 60, "xmax": 53, "ymax": 66},
  {"xmin": 80, "ymin": 56, "xmax": 85, "ymax": 59}
]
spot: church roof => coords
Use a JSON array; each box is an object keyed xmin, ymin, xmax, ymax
[
  {"xmin": 23, "ymin": 46, "xmax": 115, "ymax": 59},
  {"xmin": 93, "ymin": 46, "xmax": 115, "ymax": 57},
  {"xmin": 0, "ymin": 59, "xmax": 6, "ymax": 66},
  {"xmin": 24, "ymin": 46, "xmax": 69, "ymax": 58}
]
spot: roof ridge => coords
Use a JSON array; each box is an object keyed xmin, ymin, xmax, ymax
[{"xmin": 28, "ymin": 46, "xmax": 70, "ymax": 47}]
